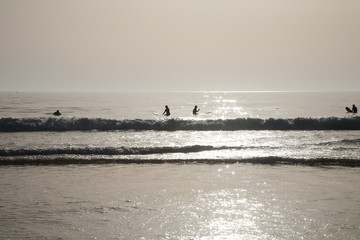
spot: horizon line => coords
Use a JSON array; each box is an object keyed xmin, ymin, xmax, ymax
[{"xmin": 0, "ymin": 90, "xmax": 359, "ymax": 94}]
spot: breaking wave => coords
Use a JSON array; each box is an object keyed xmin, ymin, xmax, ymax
[
  {"xmin": 1, "ymin": 156, "xmax": 359, "ymax": 167},
  {"xmin": 317, "ymin": 138, "xmax": 360, "ymax": 146},
  {"xmin": 1, "ymin": 117, "xmax": 360, "ymax": 132},
  {"xmin": 1, "ymin": 145, "xmax": 359, "ymax": 167},
  {"xmin": 0, "ymin": 145, "xmax": 245, "ymax": 156}
]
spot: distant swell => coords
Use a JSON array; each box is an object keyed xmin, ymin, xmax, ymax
[{"xmin": 1, "ymin": 117, "xmax": 360, "ymax": 132}]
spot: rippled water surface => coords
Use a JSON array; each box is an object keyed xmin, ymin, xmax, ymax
[
  {"xmin": 1, "ymin": 92, "xmax": 359, "ymax": 239},
  {"xmin": 1, "ymin": 164, "xmax": 360, "ymax": 239},
  {"xmin": 1, "ymin": 91, "xmax": 359, "ymax": 119}
]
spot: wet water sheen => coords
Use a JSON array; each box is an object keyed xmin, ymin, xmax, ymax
[{"xmin": 1, "ymin": 164, "xmax": 359, "ymax": 240}]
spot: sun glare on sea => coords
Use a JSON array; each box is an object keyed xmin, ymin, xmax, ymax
[{"xmin": 173, "ymin": 166, "xmax": 274, "ymax": 240}]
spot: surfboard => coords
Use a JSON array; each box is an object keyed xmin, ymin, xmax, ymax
[
  {"xmin": 46, "ymin": 112, "xmax": 61, "ymax": 116},
  {"xmin": 345, "ymin": 107, "xmax": 352, "ymax": 113}
]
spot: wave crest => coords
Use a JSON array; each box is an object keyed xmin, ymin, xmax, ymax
[
  {"xmin": 1, "ymin": 117, "xmax": 360, "ymax": 132},
  {"xmin": 0, "ymin": 145, "xmax": 235, "ymax": 156},
  {"xmin": 1, "ymin": 156, "xmax": 359, "ymax": 167}
]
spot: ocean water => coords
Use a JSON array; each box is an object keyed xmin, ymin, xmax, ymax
[
  {"xmin": 1, "ymin": 91, "xmax": 359, "ymax": 165},
  {"xmin": 1, "ymin": 91, "xmax": 360, "ymax": 239}
]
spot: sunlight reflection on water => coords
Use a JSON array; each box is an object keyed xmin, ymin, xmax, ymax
[
  {"xmin": 194, "ymin": 188, "xmax": 263, "ymax": 239},
  {"xmin": 1, "ymin": 165, "xmax": 360, "ymax": 239}
]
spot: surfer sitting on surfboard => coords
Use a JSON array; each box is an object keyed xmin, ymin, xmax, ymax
[
  {"xmin": 345, "ymin": 104, "xmax": 357, "ymax": 113},
  {"xmin": 53, "ymin": 110, "xmax": 61, "ymax": 116},
  {"xmin": 163, "ymin": 105, "xmax": 170, "ymax": 116},
  {"xmin": 193, "ymin": 105, "xmax": 200, "ymax": 115}
]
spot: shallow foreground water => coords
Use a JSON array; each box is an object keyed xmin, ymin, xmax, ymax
[{"xmin": 1, "ymin": 164, "xmax": 359, "ymax": 240}]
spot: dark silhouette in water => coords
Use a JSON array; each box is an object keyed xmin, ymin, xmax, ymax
[
  {"xmin": 346, "ymin": 104, "xmax": 358, "ymax": 113},
  {"xmin": 163, "ymin": 105, "xmax": 170, "ymax": 116},
  {"xmin": 53, "ymin": 110, "xmax": 61, "ymax": 116},
  {"xmin": 193, "ymin": 105, "xmax": 200, "ymax": 115}
]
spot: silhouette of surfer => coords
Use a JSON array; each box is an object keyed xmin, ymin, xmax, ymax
[
  {"xmin": 193, "ymin": 105, "xmax": 200, "ymax": 115},
  {"xmin": 346, "ymin": 104, "xmax": 358, "ymax": 113},
  {"xmin": 163, "ymin": 105, "xmax": 170, "ymax": 116},
  {"xmin": 53, "ymin": 110, "xmax": 61, "ymax": 116}
]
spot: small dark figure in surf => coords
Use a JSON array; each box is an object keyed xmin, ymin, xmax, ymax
[
  {"xmin": 353, "ymin": 104, "xmax": 358, "ymax": 114},
  {"xmin": 193, "ymin": 105, "xmax": 200, "ymax": 115},
  {"xmin": 53, "ymin": 110, "xmax": 61, "ymax": 116},
  {"xmin": 163, "ymin": 105, "xmax": 170, "ymax": 116}
]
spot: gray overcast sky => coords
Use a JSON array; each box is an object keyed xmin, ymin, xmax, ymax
[{"xmin": 1, "ymin": 0, "xmax": 359, "ymax": 92}]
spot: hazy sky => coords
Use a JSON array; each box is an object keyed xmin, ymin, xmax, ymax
[{"xmin": 1, "ymin": 0, "xmax": 359, "ymax": 92}]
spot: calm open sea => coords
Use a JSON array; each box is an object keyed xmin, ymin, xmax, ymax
[{"xmin": 0, "ymin": 91, "xmax": 360, "ymax": 239}]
